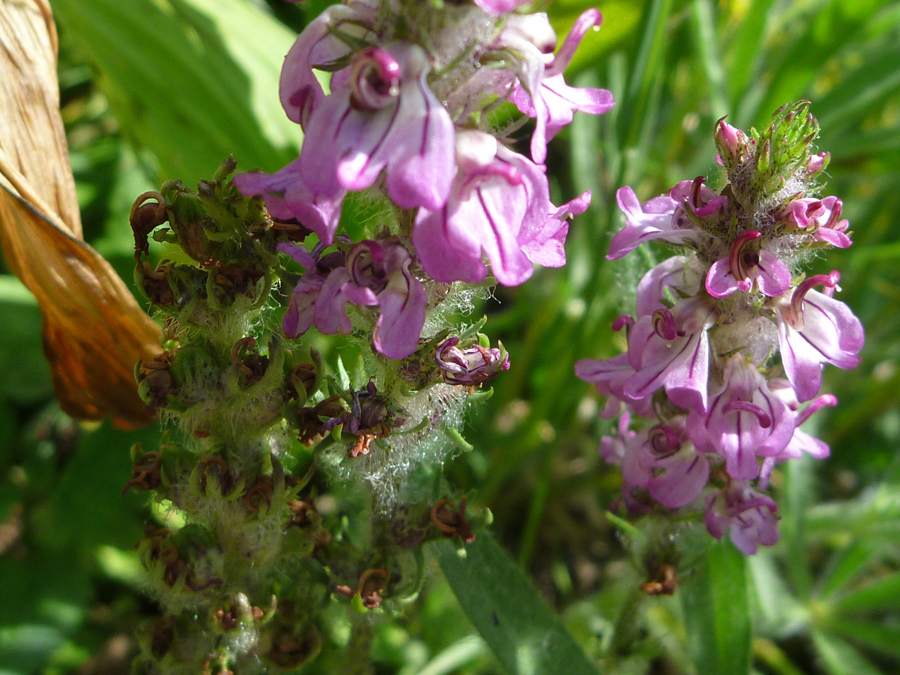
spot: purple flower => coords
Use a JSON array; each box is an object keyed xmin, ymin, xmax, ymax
[
  {"xmin": 686, "ymin": 356, "xmax": 794, "ymax": 480},
  {"xmin": 772, "ymin": 271, "xmax": 864, "ymax": 402},
  {"xmin": 473, "ymin": 0, "xmax": 532, "ymax": 14},
  {"xmin": 599, "ymin": 411, "xmax": 637, "ymax": 466},
  {"xmin": 576, "ymin": 346, "xmax": 653, "ymax": 419},
  {"xmin": 413, "ymin": 130, "xmax": 588, "ymax": 286},
  {"xmin": 759, "ymin": 389, "xmax": 837, "ymax": 488},
  {"xmin": 784, "ymin": 196, "xmax": 852, "ymax": 249},
  {"xmin": 607, "ymin": 187, "xmax": 699, "ymax": 260},
  {"xmin": 277, "ymin": 242, "xmax": 343, "ymax": 338},
  {"xmin": 705, "ymin": 482, "xmax": 780, "ymax": 555},
  {"xmin": 299, "ymin": 43, "xmax": 455, "ymax": 211},
  {"xmin": 435, "ymin": 338, "xmax": 510, "ymax": 385},
  {"xmin": 314, "ymin": 240, "xmax": 428, "ymax": 359},
  {"xmin": 635, "ymin": 256, "xmax": 694, "ymax": 317},
  {"xmin": 601, "ymin": 417, "xmax": 709, "ymax": 509},
  {"xmin": 506, "ymin": 10, "xmax": 615, "ymax": 163},
  {"xmin": 623, "ymin": 298, "xmax": 715, "ymax": 412},
  {"xmin": 233, "ymin": 160, "xmax": 343, "ymax": 245},
  {"xmin": 643, "ymin": 421, "xmax": 709, "ymax": 509},
  {"xmin": 705, "ymin": 230, "xmax": 791, "ymax": 298},
  {"xmin": 279, "ymin": 2, "xmax": 378, "ymax": 128}
]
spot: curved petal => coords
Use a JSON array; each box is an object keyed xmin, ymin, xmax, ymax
[
  {"xmin": 413, "ymin": 204, "xmax": 489, "ymax": 283},
  {"xmin": 283, "ymin": 273, "xmax": 323, "ymax": 338},
  {"xmin": 608, "ymin": 187, "xmax": 694, "ymax": 260},
  {"xmin": 650, "ymin": 448, "xmax": 709, "ymax": 509},
  {"xmin": 755, "ymin": 250, "xmax": 791, "ymax": 297},
  {"xmin": 372, "ymin": 258, "xmax": 427, "ymax": 359},
  {"xmin": 314, "ymin": 267, "xmax": 353, "ymax": 334},
  {"xmin": 279, "ymin": 3, "xmax": 376, "ymax": 126},
  {"xmin": 705, "ymin": 258, "xmax": 739, "ymax": 298},
  {"xmin": 301, "ymin": 43, "xmax": 454, "ymax": 211},
  {"xmin": 636, "ymin": 256, "xmax": 689, "ymax": 316}
]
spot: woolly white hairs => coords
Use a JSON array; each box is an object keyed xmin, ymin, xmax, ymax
[
  {"xmin": 714, "ymin": 315, "xmax": 778, "ymax": 366},
  {"xmin": 421, "ymin": 283, "xmax": 484, "ymax": 336},
  {"xmin": 320, "ymin": 383, "xmax": 469, "ymax": 512}
]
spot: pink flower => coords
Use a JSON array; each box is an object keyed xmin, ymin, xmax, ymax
[
  {"xmin": 607, "ymin": 187, "xmax": 699, "ymax": 260},
  {"xmin": 435, "ymin": 338, "xmax": 509, "ymax": 385},
  {"xmin": 705, "ymin": 230, "xmax": 791, "ymax": 298},
  {"xmin": 576, "ymin": 350, "xmax": 652, "ymax": 419},
  {"xmin": 705, "ymin": 482, "xmax": 780, "ymax": 555},
  {"xmin": 686, "ymin": 356, "xmax": 794, "ymax": 480},
  {"xmin": 299, "ymin": 43, "xmax": 455, "ymax": 211},
  {"xmin": 233, "ymin": 160, "xmax": 343, "ymax": 245},
  {"xmin": 623, "ymin": 298, "xmax": 716, "ymax": 412},
  {"xmin": 784, "ymin": 196, "xmax": 852, "ymax": 249},
  {"xmin": 503, "ymin": 10, "xmax": 615, "ymax": 163},
  {"xmin": 276, "ymin": 242, "xmax": 340, "ymax": 338},
  {"xmin": 642, "ymin": 421, "xmax": 709, "ymax": 509},
  {"xmin": 635, "ymin": 256, "xmax": 694, "ymax": 317},
  {"xmin": 601, "ymin": 417, "xmax": 709, "ymax": 509},
  {"xmin": 759, "ymin": 390, "xmax": 837, "ymax": 488},
  {"xmin": 772, "ymin": 271, "xmax": 864, "ymax": 402},
  {"xmin": 413, "ymin": 130, "xmax": 588, "ymax": 286},
  {"xmin": 279, "ymin": 2, "xmax": 378, "ymax": 128},
  {"xmin": 289, "ymin": 240, "xmax": 427, "ymax": 359}
]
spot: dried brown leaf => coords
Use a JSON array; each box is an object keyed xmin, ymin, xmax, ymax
[{"xmin": 0, "ymin": 0, "xmax": 161, "ymax": 427}]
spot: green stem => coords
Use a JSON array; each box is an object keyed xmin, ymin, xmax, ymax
[{"xmin": 342, "ymin": 611, "xmax": 376, "ymax": 675}]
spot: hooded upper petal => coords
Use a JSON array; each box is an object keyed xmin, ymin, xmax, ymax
[
  {"xmin": 279, "ymin": 3, "xmax": 377, "ymax": 127},
  {"xmin": 507, "ymin": 10, "xmax": 615, "ymax": 163},
  {"xmin": 414, "ymin": 131, "xmax": 579, "ymax": 287},
  {"xmin": 299, "ymin": 43, "xmax": 455, "ymax": 211},
  {"xmin": 774, "ymin": 274, "xmax": 864, "ymax": 402}
]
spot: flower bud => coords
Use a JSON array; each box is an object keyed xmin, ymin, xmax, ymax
[{"xmin": 435, "ymin": 338, "xmax": 510, "ymax": 385}]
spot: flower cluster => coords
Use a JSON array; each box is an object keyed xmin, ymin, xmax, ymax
[
  {"xmin": 235, "ymin": 0, "xmax": 612, "ymax": 359},
  {"xmin": 576, "ymin": 103, "xmax": 864, "ymax": 554}
]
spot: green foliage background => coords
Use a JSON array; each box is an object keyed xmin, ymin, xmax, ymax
[{"xmin": 1, "ymin": 0, "xmax": 900, "ymax": 673}]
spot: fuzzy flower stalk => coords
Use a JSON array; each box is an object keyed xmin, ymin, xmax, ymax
[
  {"xmin": 124, "ymin": 1, "xmax": 611, "ymax": 672},
  {"xmin": 576, "ymin": 102, "xmax": 863, "ymax": 555}
]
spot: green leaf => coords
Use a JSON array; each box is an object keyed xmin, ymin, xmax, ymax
[
  {"xmin": 681, "ymin": 539, "xmax": 751, "ymax": 675},
  {"xmin": 811, "ymin": 629, "xmax": 881, "ymax": 675},
  {"xmin": 815, "ymin": 40, "xmax": 900, "ymax": 133},
  {"xmin": 833, "ymin": 572, "xmax": 900, "ymax": 613},
  {"xmin": 689, "ymin": 0, "xmax": 728, "ymax": 118},
  {"xmin": 817, "ymin": 541, "xmax": 875, "ymax": 600},
  {"xmin": 51, "ymin": 0, "xmax": 300, "ymax": 187},
  {"xmin": 0, "ymin": 549, "xmax": 92, "ymax": 674},
  {"xmin": 748, "ymin": 552, "xmax": 804, "ymax": 632},
  {"xmin": 828, "ymin": 617, "xmax": 900, "ymax": 660},
  {"xmin": 431, "ymin": 533, "xmax": 598, "ymax": 675},
  {"xmin": 782, "ymin": 455, "xmax": 814, "ymax": 600},
  {"xmin": 41, "ymin": 421, "xmax": 161, "ymax": 553},
  {"xmin": 418, "ymin": 636, "xmax": 490, "ymax": 675},
  {"xmin": 0, "ymin": 625, "xmax": 64, "ymax": 675},
  {"xmin": 620, "ymin": 0, "xmax": 672, "ymax": 151}
]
